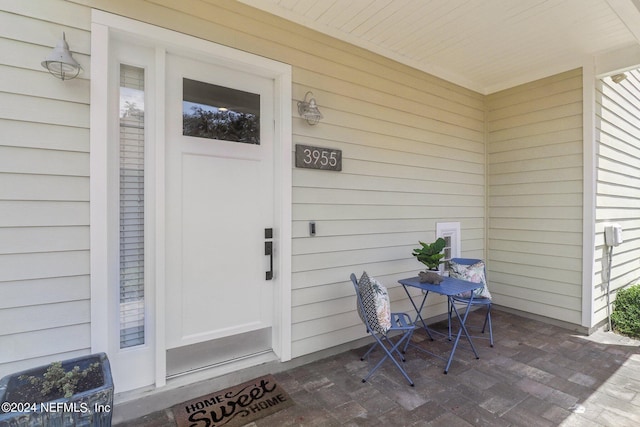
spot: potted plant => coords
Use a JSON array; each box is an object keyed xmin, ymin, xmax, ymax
[
  {"xmin": 0, "ymin": 352, "xmax": 113, "ymax": 427},
  {"xmin": 412, "ymin": 238, "xmax": 447, "ymax": 271}
]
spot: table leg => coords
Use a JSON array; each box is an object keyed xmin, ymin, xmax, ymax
[
  {"xmin": 401, "ymin": 285, "xmax": 434, "ymax": 341},
  {"xmin": 444, "ymin": 296, "xmax": 480, "ymax": 374}
]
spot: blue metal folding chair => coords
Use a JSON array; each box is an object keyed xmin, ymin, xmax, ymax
[
  {"xmin": 350, "ymin": 273, "xmax": 416, "ymax": 386},
  {"xmin": 447, "ymin": 258, "xmax": 493, "ymax": 347}
]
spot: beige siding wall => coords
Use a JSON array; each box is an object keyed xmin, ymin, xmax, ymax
[
  {"xmin": 0, "ymin": 0, "xmax": 92, "ymax": 377},
  {"xmin": 595, "ymin": 69, "xmax": 640, "ymax": 324},
  {"xmin": 78, "ymin": 0, "xmax": 485, "ymax": 359},
  {"xmin": 5, "ymin": 0, "xmax": 603, "ymax": 377},
  {"xmin": 486, "ymin": 69, "xmax": 584, "ymax": 324}
]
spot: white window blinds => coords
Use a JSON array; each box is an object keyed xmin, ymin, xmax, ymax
[{"xmin": 119, "ymin": 64, "xmax": 145, "ymax": 348}]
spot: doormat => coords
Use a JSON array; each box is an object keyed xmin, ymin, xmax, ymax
[{"xmin": 172, "ymin": 374, "xmax": 294, "ymax": 427}]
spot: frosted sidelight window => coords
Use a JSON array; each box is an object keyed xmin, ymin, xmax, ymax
[
  {"xmin": 119, "ymin": 64, "xmax": 145, "ymax": 348},
  {"xmin": 182, "ymin": 78, "xmax": 260, "ymax": 144}
]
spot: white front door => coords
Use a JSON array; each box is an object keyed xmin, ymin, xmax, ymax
[
  {"xmin": 164, "ymin": 53, "xmax": 276, "ymax": 373},
  {"xmin": 92, "ymin": 11, "xmax": 292, "ymax": 392}
]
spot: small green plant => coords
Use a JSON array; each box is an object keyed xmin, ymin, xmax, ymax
[
  {"xmin": 412, "ymin": 238, "xmax": 447, "ymax": 271},
  {"xmin": 611, "ymin": 284, "xmax": 640, "ymax": 338},
  {"xmin": 19, "ymin": 361, "xmax": 101, "ymax": 399}
]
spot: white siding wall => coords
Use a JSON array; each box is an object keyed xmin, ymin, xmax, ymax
[
  {"xmin": 595, "ymin": 69, "xmax": 640, "ymax": 324},
  {"xmin": 486, "ymin": 69, "xmax": 584, "ymax": 324},
  {"xmin": 0, "ymin": 0, "xmax": 91, "ymax": 377}
]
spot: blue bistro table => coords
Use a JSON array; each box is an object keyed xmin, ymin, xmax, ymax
[{"xmin": 398, "ymin": 275, "xmax": 482, "ymax": 373}]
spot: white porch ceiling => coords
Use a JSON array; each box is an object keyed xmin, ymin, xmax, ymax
[{"xmin": 237, "ymin": 0, "xmax": 640, "ymax": 94}]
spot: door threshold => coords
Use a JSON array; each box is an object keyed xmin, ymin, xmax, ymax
[
  {"xmin": 162, "ymin": 350, "xmax": 279, "ymax": 392},
  {"xmin": 166, "ymin": 349, "xmax": 275, "ymax": 380},
  {"xmin": 166, "ymin": 328, "xmax": 273, "ymax": 378}
]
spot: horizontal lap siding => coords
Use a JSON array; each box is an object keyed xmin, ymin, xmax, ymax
[
  {"xmin": 289, "ymin": 59, "xmax": 485, "ymax": 353},
  {"xmin": 0, "ymin": 1, "xmax": 92, "ymax": 377},
  {"xmin": 487, "ymin": 69, "xmax": 583, "ymax": 324},
  {"xmin": 595, "ymin": 69, "xmax": 640, "ymax": 325},
  {"xmin": 282, "ymin": 31, "xmax": 486, "ymax": 355},
  {"xmin": 118, "ymin": 0, "xmax": 487, "ymax": 357}
]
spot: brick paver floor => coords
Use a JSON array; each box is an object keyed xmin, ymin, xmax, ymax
[{"xmin": 114, "ymin": 309, "xmax": 640, "ymax": 426}]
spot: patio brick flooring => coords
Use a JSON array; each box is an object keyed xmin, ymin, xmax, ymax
[{"xmin": 114, "ymin": 310, "xmax": 640, "ymax": 426}]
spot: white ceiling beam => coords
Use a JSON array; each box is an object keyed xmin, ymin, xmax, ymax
[
  {"xmin": 606, "ymin": 0, "xmax": 640, "ymax": 43},
  {"xmin": 595, "ymin": 44, "xmax": 640, "ymax": 77}
]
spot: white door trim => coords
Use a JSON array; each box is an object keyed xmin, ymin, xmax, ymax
[{"xmin": 90, "ymin": 10, "xmax": 292, "ymax": 392}]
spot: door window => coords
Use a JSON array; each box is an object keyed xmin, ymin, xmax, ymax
[{"xmin": 182, "ymin": 78, "xmax": 260, "ymax": 144}]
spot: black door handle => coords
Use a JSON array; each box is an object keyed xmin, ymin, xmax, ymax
[{"xmin": 265, "ymin": 241, "xmax": 273, "ymax": 280}]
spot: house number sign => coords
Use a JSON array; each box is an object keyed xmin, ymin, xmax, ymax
[{"xmin": 295, "ymin": 144, "xmax": 342, "ymax": 171}]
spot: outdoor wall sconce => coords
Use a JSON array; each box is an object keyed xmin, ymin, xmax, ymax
[
  {"xmin": 611, "ymin": 73, "xmax": 627, "ymax": 84},
  {"xmin": 41, "ymin": 32, "xmax": 82, "ymax": 81},
  {"xmin": 297, "ymin": 91, "xmax": 323, "ymax": 125}
]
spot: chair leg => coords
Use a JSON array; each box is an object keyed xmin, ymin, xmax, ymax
[
  {"xmin": 481, "ymin": 310, "xmax": 488, "ymax": 333},
  {"xmin": 487, "ymin": 311, "xmax": 493, "ymax": 347},
  {"xmin": 361, "ymin": 341, "xmax": 378, "ymax": 361},
  {"xmin": 447, "ymin": 299, "xmax": 453, "ymax": 341},
  {"xmin": 384, "ymin": 334, "xmax": 415, "ymax": 386},
  {"xmin": 480, "ymin": 306, "xmax": 493, "ymax": 347},
  {"xmin": 363, "ymin": 333, "xmax": 411, "ymax": 362},
  {"xmin": 361, "ymin": 333, "xmax": 414, "ymax": 386}
]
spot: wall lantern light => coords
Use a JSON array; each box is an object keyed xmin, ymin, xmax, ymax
[
  {"xmin": 611, "ymin": 73, "xmax": 627, "ymax": 84},
  {"xmin": 297, "ymin": 91, "xmax": 323, "ymax": 125},
  {"xmin": 41, "ymin": 32, "xmax": 82, "ymax": 81}
]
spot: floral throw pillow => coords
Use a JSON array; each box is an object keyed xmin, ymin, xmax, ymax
[
  {"xmin": 449, "ymin": 260, "xmax": 492, "ymax": 300},
  {"xmin": 357, "ymin": 272, "xmax": 392, "ymax": 334}
]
